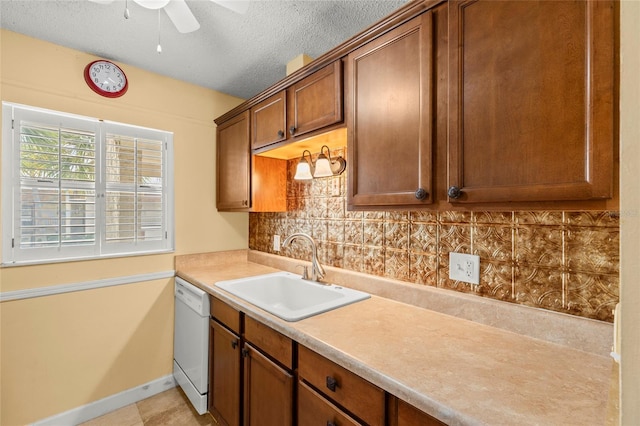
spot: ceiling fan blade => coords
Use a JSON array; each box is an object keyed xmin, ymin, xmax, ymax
[
  {"xmin": 164, "ymin": 0, "xmax": 200, "ymax": 33},
  {"xmin": 133, "ymin": 0, "xmax": 170, "ymax": 10},
  {"xmin": 211, "ymin": 0, "xmax": 249, "ymax": 14}
]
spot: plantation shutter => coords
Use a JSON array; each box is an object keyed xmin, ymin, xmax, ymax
[
  {"xmin": 11, "ymin": 108, "xmax": 100, "ymax": 262},
  {"xmin": 2, "ymin": 103, "xmax": 174, "ymax": 265},
  {"xmin": 102, "ymin": 122, "xmax": 169, "ymax": 254}
]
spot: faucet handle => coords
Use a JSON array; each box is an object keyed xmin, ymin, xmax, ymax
[{"xmin": 296, "ymin": 265, "xmax": 309, "ymax": 280}]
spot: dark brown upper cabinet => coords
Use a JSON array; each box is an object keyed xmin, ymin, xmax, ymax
[
  {"xmin": 447, "ymin": 0, "xmax": 615, "ymax": 204},
  {"xmin": 287, "ymin": 61, "xmax": 343, "ymax": 139},
  {"xmin": 216, "ymin": 111, "xmax": 251, "ymax": 211},
  {"xmin": 216, "ymin": 111, "xmax": 287, "ymax": 212},
  {"xmin": 346, "ymin": 11, "xmax": 437, "ymax": 209},
  {"xmin": 250, "ymin": 61, "xmax": 343, "ymax": 151},
  {"xmin": 250, "ymin": 91, "xmax": 287, "ymax": 150}
]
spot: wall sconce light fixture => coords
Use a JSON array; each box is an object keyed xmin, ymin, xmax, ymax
[
  {"xmin": 294, "ymin": 146, "xmax": 346, "ymax": 180},
  {"xmin": 294, "ymin": 150, "xmax": 314, "ymax": 180}
]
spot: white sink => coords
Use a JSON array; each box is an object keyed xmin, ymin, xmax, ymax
[{"xmin": 215, "ymin": 272, "xmax": 370, "ymax": 322}]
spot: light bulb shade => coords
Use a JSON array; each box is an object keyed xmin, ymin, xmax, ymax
[
  {"xmin": 294, "ymin": 159, "xmax": 313, "ymax": 180},
  {"xmin": 313, "ymin": 154, "xmax": 333, "ymax": 178}
]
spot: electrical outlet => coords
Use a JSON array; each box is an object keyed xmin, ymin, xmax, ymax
[
  {"xmin": 273, "ymin": 235, "xmax": 281, "ymax": 252},
  {"xmin": 449, "ymin": 252, "xmax": 480, "ymax": 285},
  {"xmin": 330, "ymin": 177, "xmax": 341, "ymax": 197}
]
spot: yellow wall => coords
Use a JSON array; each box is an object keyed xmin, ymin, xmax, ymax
[
  {"xmin": 0, "ymin": 30, "xmax": 248, "ymax": 425},
  {"xmin": 620, "ymin": 1, "xmax": 640, "ymax": 424}
]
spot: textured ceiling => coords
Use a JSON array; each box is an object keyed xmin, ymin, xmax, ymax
[{"xmin": 0, "ymin": 0, "xmax": 407, "ymax": 99}]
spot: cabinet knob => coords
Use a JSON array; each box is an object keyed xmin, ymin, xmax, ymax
[
  {"xmin": 277, "ymin": 130, "xmax": 284, "ymax": 138},
  {"xmin": 447, "ymin": 186, "xmax": 463, "ymax": 199},
  {"xmin": 327, "ymin": 422, "xmax": 336, "ymax": 426},
  {"xmin": 326, "ymin": 376, "xmax": 338, "ymax": 392},
  {"xmin": 242, "ymin": 200, "xmax": 248, "ymax": 207},
  {"xmin": 289, "ymin": 126, "xmax": 296, "ymax": 136},
  {"xmin": 414, "ymin": 188, "xmax": 427, "ymax": 200},
  {"xmin": 241, "ymin": 348, "xmax": 249, "ymax": 358},
  {"xmin": 231, "ymin": 340, "xmax": 238, "ymax": 349}
]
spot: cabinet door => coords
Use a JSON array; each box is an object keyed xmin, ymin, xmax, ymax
[
  {"xmin": 216, "ymin": 111, "xmax": 250, "ymax": 211},
  {"xmin": 298, "ymin": 380, "xmax": 360, "ymax": 426},
  {"xmin": 288, "ymin": 61, "xmax": 343, "ymax": 138},
  {"xmin": 210, "ymin": 320, "xmax": 241, "ymax": 426},
  {"xmin": 243, "ymin": 343, "xmax": 293, "ymax": 426},
  {"xmin": 448, "ymin": 0, "xmax": 614, "ymax": 203},
  {"xmin": 347, "ymin": 12, "xmax": 434, "ymax": 208},
  {"xmin": 251, "ymin": 92, "xmax": 287, "ymax": 150}
]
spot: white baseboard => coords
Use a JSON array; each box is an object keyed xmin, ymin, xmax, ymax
[{"xmin": 31, "ymin": 374, "xmax": 177, "ymax": 426}]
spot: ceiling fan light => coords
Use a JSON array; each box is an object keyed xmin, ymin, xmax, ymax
[{"xmin": 134, "ymin": 0, "xmax": 170, "ymax": 10}]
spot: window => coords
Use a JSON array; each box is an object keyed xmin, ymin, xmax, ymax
[{"xmin": 2, "ymin": 102, "xmax": 174, "ymax": 265}]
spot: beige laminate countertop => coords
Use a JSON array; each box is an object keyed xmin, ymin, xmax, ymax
[{"xmin": 176, "ymin": 252, "xmax": 613, "ymax": 426}]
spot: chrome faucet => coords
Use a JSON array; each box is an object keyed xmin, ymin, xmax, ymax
[{"xmin": 282, "ymin": 232, "xmax": 326, "ymax": 282}]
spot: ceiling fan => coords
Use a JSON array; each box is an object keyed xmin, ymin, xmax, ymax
[{"xmin": 90, "ymin": 0, "xmax": 249, "ymax": 33}]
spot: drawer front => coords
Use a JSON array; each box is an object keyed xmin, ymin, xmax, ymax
[
  {"xmin": 298, "ymin": 380, "xmax": 360, "ymax": 426},
  {"xmin": 397, "ymin": 398, "xmax": 446, "ymax": 426},
  {"xmin": 244, "ymin": 316, "xmax": 293, "ymax": 370},
  {"xmin": 298, "ymin": 345, "xmax": 385, "ymax": 426},
  {"xmin": 211, "ymin": 297, "xmax": 241, "ymax": 334}
]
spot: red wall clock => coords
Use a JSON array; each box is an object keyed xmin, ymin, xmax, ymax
[{"xmin": 84, "ymin": 60, "xmax": 128, "ymax": 98}]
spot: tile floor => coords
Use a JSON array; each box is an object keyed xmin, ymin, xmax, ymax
[{"xmin": 80, "ymin": 387, "xmax": 214, "ymax": 426}]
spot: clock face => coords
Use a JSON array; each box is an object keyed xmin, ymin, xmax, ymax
[{"xmin": 84, "ymin": 60, "xmax": 128, "ymax": 98}]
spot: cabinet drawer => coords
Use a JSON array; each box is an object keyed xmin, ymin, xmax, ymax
[
  {"xmin": 395, "ymin": 398, "xmax": 446, "ymax": 426},
  {"xmin": 298, "ymin": 380, "xmax": 360, "ymax": 426},
  {"xmin": 244, "ymin": 316, "xmax": 293, "ymax": 370},
  {"xmin": 211, "ymin": 297, "xmax": 241, "ymax": 334},
  {"xmin": 298, "ymin": 345, "xmax": 385, "ymax": 426}
]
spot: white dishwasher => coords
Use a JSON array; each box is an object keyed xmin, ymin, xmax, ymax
[{"xmin": 173, "ymin": 277, "xmax": 210, "ymax": 414}]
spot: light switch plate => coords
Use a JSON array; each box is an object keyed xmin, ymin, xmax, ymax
[
  {"xmin": 449, "ymin": 252, "xmax": 480, "ymax": 285},
  {"xmin": 273, "ymin": 235, "xmax": 281, "ymax": 252}
]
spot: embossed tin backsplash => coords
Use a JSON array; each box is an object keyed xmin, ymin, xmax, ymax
[{"xmin": 249, "ymin": 149, "xmax": 619, "ymax": 322}]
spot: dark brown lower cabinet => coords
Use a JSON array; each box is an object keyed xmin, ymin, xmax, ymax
[
  {"xmin": 209, "ymin": 319, "xmax": 241, "ymax": 426},
  {"xmin": 298, "ymin": 380, "xmax": 360, "ymax": 426},
  {"xmin": 390, "ymin": 397, "xmax": 447, "ymax": 426},
  {"xmin": 298, "ymin": 345, "xmax": 385, "ymax": 426},
  {"xmin": 243, "ymin": 343, "xmax": 294, "ymax": 426},
  {"xmin": 208, "ymin": 295, "xmax": 448, "ymax": 426}
]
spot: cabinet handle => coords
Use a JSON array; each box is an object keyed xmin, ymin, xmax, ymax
[
  {"xmin": 326, "ymin": 376, "xmax": 338, "ymax": 392},
  {"xmin": 414, "ymin": 188, "xmax": 427, "ymax": 200},
  {"xmin": 447, "ymin": 186, "xmax": 463, "ymax": 199},
  {"xmin": 289, "ymin": 126, "xmax": 296, "ymax": 136},
  {"xmin": 242, "ymin": 200, "xmax": 248, "ymax": 207},
  {"xmin": 231, "ymin": 340, "xmax": 238, "ymax": 349},
  {"xmin": 241, "ymin": 348, "xmax": 249, "ymax": 358},
  {"xmin": 277, "ymin": 130, "xmax": 284, "ymax": 138},
  {"xmin": 327, "ymin": 422, "xmax": 336, "ymax": 426}
]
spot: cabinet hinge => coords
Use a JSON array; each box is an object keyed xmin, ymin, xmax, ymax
[
  {"xmin": 12, "ymin": 238, "xmax": 15, "ymax": 248},
  {"xmin": 165, "ymin": 231, "xmax": 168, "ymax": 239},
  {"xmin": 12, "ymin": 119, "xmax": 15, "ymax": 130}
]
